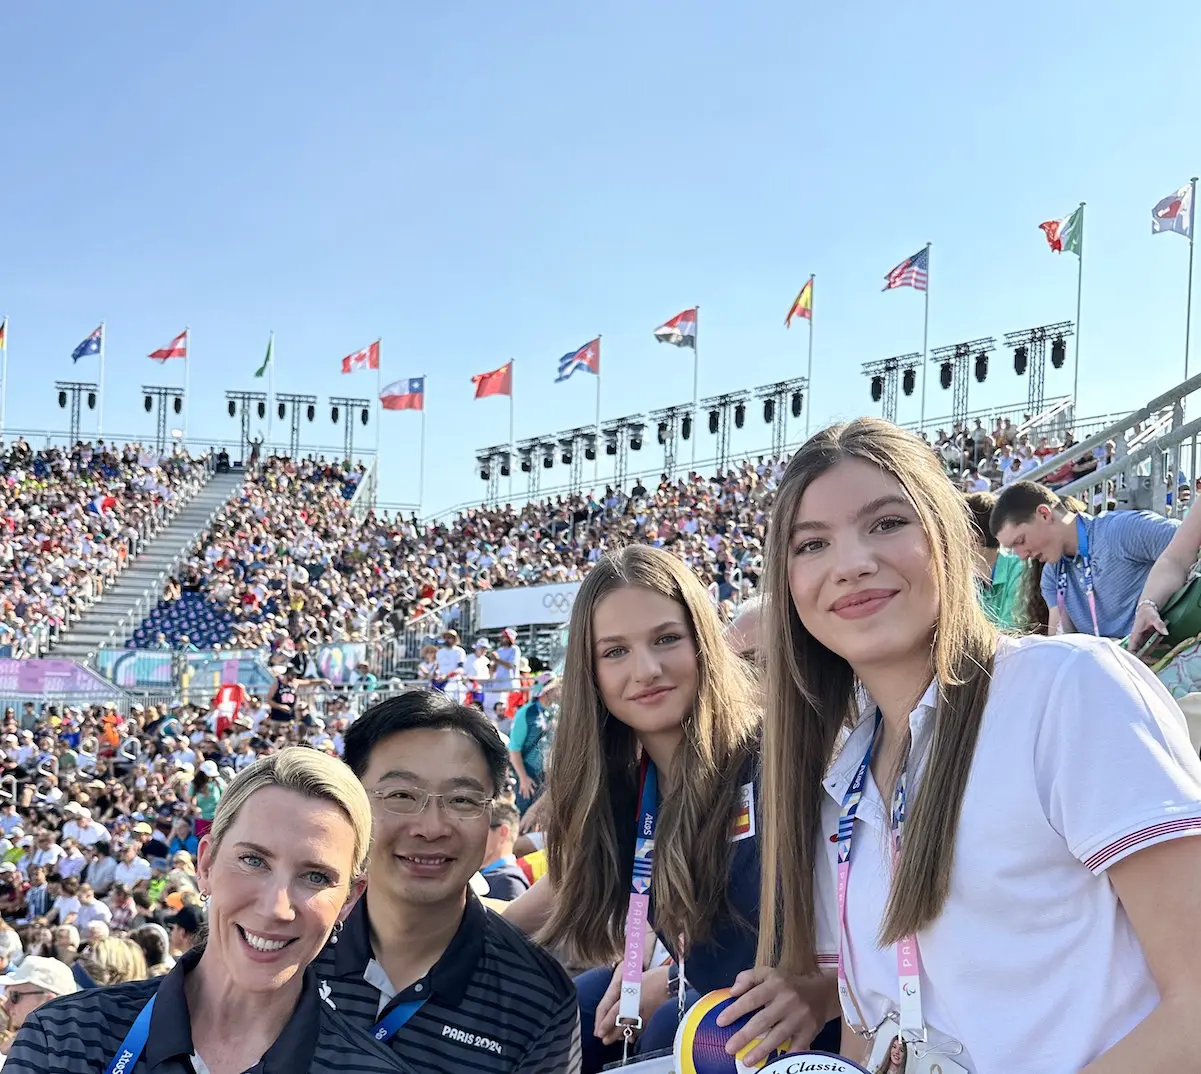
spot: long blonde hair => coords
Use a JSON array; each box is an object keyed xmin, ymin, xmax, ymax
[
  {"xmin": 540, "ymin": 545, "xmax": 759, "ymax": 966},
  {"xmin": 757, "ymin": 418, "xmax": 997, "ymax": 973}
]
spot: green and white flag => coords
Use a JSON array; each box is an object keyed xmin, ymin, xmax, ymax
[
  {"xmin": 1039, "ymin": 205, "xmax": 1083, "ymax": 256},
  {"xmin": 254, "ymin": 333, "xmax": 273, "ymax": 377}
]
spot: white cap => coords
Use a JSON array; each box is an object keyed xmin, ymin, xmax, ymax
[
  {"xmin": 199, "ymin": 761, "xmax": 219, "ymax": 777},
  {"xmin": 0, "ymin": 955, "xmax": 79, "ymax": 997},
  {"xmin": 473, "ymin": 638, "xmax": 491, "ymax": 650}
]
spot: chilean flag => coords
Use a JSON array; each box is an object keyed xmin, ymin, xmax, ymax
[
  {"xmin": 653, "ymin": 308, "xmax": 697, "ymax": 349},
  {"xmin": 87, "ymin": 495, "xmax": 117, "ymax": 515},
  {"xmin": 342, "ymin": 340, "xmax": 381, "ymax": 374},
  {"xmin": 149, "ymin": 329, "xmax": 188, "ymax": 362},
  {"xmin": 380, "ymin": 376, "xmax": 425, "ymax": 411}
]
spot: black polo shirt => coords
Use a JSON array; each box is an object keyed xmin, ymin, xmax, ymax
[
  {"xmin": 313, "ymin": 892, "xmax": 580, "ymax": 1073},
  {"xmin": 3, "ymin": 947, "xmax": 411, "ymax": 1074}
]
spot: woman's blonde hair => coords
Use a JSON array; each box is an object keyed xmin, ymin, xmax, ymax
[
  {"xmin": 757, "ymin": 418, "xmax": 997, "ymax": 973},
  {"xmin": 540, "ymin": 544, "xmax": 760, "ymax": 966},
  {"xmin": 81, "ymin": 936, "xmax": 148, "ymax": 986},
  {"xmin": 207, "ymin": 747, "xmax": 372, "ymax": 879}
]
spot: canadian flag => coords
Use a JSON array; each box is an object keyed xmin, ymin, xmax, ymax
[
  {"xmin": 149, "ymin": 329, "xmax": 188, "ymax": 362},
  {"xmin": 341, "ymin": 340, "xmax": 381, "ymax": 374}
]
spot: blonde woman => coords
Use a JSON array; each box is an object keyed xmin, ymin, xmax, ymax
[
  {"xmin": 77, "ymin": 936, "xmax": 148, "ymax": 987},
  {"xmin": 5, "ymin": 748, "xmax": 411, "ymax": 1074},
  {"xmin": 757, "ymin": 418, "xmax": 1201, "ymax": 1073}
]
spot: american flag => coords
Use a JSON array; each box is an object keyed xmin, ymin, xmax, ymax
[{"xmin": 882, "ymin": 247, "xmax": 929, "ymax": 292}]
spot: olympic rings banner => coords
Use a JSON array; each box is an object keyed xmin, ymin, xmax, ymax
[{"xmin": 474, "ymin": 581, "xmax": 582, "ymax": 629}]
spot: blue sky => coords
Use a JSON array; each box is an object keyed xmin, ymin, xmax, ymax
[{"xmin": 3, "ymin": 2, "xmax": 1198, "ymax": 516}]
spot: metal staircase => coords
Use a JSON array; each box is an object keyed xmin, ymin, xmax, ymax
[{"xmin": 50, "ymin": 469, "xmax": 247, "ymax": 662}]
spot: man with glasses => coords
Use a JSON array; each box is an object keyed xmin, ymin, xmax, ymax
[
  {"xmin": 315, "ymin": 691, "xmax": 579, "ymax": 1073},
  {"xmin": 0, "ymin": 955, "xmax": 77, "ymax": 1032}
]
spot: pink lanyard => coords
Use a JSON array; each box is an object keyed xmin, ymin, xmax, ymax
[
  {"xmin": 835, "ymin": 716, "xmax": 926, "ymax": 1042},
  {"xmin": 1056, "ymin": 516, "xmax": 1101, "ymax": 636}
]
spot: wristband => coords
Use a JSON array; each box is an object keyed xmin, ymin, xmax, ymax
[{"xmin": 1136, "ymin": 598, "xmax": 1160, "ymax": 613}]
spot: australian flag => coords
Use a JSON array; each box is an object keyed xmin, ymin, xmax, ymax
[
  {"xmin": 554, "ymin": 337, "xmax": 601, "ymax": 382},
  {"xmin": 72, "ymin": 325, "xmax": 103, "ymax": 362}
]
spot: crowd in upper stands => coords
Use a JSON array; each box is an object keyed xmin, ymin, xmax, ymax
[{"xmin": 0, "ymin": 440, "xmax": 209, "ymax": 658}]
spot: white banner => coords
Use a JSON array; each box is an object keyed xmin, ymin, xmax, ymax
[{"xmin": 474, "ymin": 581, "xmax": 582, "ymax": 629}]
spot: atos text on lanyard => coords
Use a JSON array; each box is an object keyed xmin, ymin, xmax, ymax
[{"xmin": 1056, "ymin": 516, "xmax": 1101, "ymax": 636}]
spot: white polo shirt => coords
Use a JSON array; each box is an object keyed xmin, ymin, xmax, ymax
[{"xmin": 815, "ymin": 633, "xmax": 1201, "ymax": 1074}]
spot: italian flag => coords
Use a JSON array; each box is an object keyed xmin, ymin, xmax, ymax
[{"xmin": 1039, "ymin": 205, "xmax": 1083, "ymax": 255}]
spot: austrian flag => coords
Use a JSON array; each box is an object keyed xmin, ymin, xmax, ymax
[{"xmin": 341, "ymin": 340, "xmax": 381, "ymax": 374}]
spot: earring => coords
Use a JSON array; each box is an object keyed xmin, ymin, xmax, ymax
[{"xmin": 330, "ymin": 920, "xmax": 344, "ymax": 945}]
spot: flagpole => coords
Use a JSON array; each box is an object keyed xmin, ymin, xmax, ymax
[
  {"xmin": 1185, "ymin": 178, "xmax": 1198, "ymax": 381},
  {"xmin": 805, "ymin": 275, "xmax": 815, "ymax": 439},
  {"xmin": 97, "ymin": 321, "xmax": 106, "ymax": 438},
  {"xmin": 1, "ymin": 318, "xmax": 9, "ymax": 442},
  {"xmin": 266, "ymin": 331, "xmax": 275, "ymax": 452},
  {"xmin": 182, "ymin": 327, "xmax": 190, "ymax": 448},
  {"xmin": 594, "ymin": 334, "xmax": 602, "ymax": 489},
  {"xmin": 1071, "ymin": 203, "xmax": 1085, "ymax": 414},
  {"xmin": 918, "ymin": 244, "xmax": 931, "ymax": 433},
  {"xmin": 418, "ymin": 373, "xmax": 427, "ymax": 512},
  {"xmin": 508, "ymin": 360, "xmax": 515, "ymax": 503},
  {"xmin": 375, "ymin": 338, "xmax": 382, "ymax": 465},
  {"xmin": 691, "ymin": 307, "xmax": 700, "ymax": 470}
]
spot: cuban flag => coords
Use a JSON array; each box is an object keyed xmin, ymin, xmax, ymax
[
  {"xmin": 1152, "ymin": 183, "xmax": 1194, "ymax": 239},
  {"xmin": 86, "ymin": 495, "xmax": 117, "ymax": 515},
  {"xmin": 554, "ymin": 337, "xmax": 600, "ymax": 382},
  {"xmin": 379, "ymin": 376, "xmax": 425, "ymax": 411},
  {"xmin": 72, "ymin": 325, "xmax": 103, "ymax": 363}
]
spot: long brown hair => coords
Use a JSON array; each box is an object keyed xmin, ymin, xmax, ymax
[
  {"xmin": 540, "ymin": 544, "xmax": 759, "ymax": 966},
  {"xmin": 757, "ymin": 418, "xmax": 998, "ymax": 974}
]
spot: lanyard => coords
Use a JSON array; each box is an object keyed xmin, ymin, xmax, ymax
[
  {"xmin": 617, "ymin": 761, "xmax": 658, "ymax": 1032},
  {"xmin": 835, "ymin": 715, "xmax": 926, "ymax": 1043},
  {"xmin": 1056, "ymin": 516, "xmax": 1101, "ymax": 636},
  {"xmin": 370, "ymin": 997, "xmax": 427, "ymax": 1042},
  {"xmin": 105, "ymin": 994, "xmax": 155, "ymax": 1074}
]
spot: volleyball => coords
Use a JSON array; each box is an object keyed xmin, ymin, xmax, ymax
[{"xmin": 673, "ymin": 989, "xmax": 791, "ymax": 1074}]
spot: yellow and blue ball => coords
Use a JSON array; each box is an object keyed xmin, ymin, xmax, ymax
[{"xmin": 673, "ymin": 988, "xmax": 792, "ymax": 1074}]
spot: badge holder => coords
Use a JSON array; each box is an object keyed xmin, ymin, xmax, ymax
[{"xmin": 865, "ymin": 1014, "xmax": 966, "ymax": 1074}]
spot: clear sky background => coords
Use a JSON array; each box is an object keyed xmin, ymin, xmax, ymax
[{"xmin": 2, "ymin": 2, "xmax": 1198, "ymax": 517}]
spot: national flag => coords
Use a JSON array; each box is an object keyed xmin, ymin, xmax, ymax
[
  {"xmin": 149, "ymin": 329, "xmax": 188, "ymax": 362},
  {"xmin": 72, "ymin": 325, "xmax": 103, "ymax": 362},
  {"xmin": 380, "ymin": 377, "xmax": 425, "ymax": 411},
  {"xmin": 654, "ymin": 308, "xmax": 698, "ymax": 348},
  {"xmin": 1039, "ymin": 206, "xmax": 1083, "ymax": 255},
  {"xmin": 341, "ymin": 340, "xmax": 380, "ymax": 374},
  {"xmin": 86, "ymin": 494, "xmax": 117, "ymax": 515},
  {"xmin": 1152, "ymin": 183, "xmax": 1194, "ymax": 239},
  {"xmin": 785, "ymin": 280, "xmax": 813, "ymax": 327},
  {"xmin": 882, "ymin": 248, "xmax": 929, "ymax": 291},
  {"xmin": 254, "ymin": 334, "xmax": 273, "ymax": 378},
  {"xmin": 472, "ymin": 361, "xmax": 513, "ymax": 399},
  {"xmin": 554, "ymin": 338, "xmax": 600, "ymax": 382},
  {"xmin": 0, "ymin": 318, "xmax": 6, "ymax": 350}
]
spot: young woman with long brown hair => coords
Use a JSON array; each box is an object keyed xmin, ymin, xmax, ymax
[
  {"xmin": 757, "ymin": 417, "xmax": 1201, "ymax": 1073},
  {"xmin": 536, "ymin": 544, "xmax": 836, "ymax": 1071}
]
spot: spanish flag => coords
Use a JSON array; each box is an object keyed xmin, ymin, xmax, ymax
[
  {"xmin": 0, "ymin": 317, "xmax": 7, "ymax": 350},
  {"xmin": 785, "ymin": 278, "xmax": 813, "ymax": 327}
]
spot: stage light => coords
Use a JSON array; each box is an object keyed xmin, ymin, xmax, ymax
[
  {"xmin": 228, "ymin": 400, "xmax": 237, "ymax": 417},
  {"xmin": 902, "ymin": 368, "xmax": 916, "ymax": 396},
  {"xmin": 631, "ymin": 426, "xmax": 643, "ymax": 450},
  {"xmin": 681, "ymin": 415, "xmax": 692, "ymax": 440},
  {"xmin": 144, "ymin": 395, "xmax": 153, "ymax": 412},
  {"xmin": 657, "ymin": 421, "xmax": 668, "ymax": 444},
  {"xmin": 871, "ymin": 375, "xmax": 883, "ymax": 403},
  {"xmin": 585, "ymin": 438, "xmax": 596, "ymax": 461},
  {"xmin": 331, "ymin": 406, "xmax": 339, "ymax": 423},
  {"xmin": 791, "ymin": 391, "xmax": 803, "ymax": 418},
  {"xmin": 278, "ymin": 402, "xmax": 286, "ymax": 420},
  {"xmin": 708, "ymin": 409, "xmax": 719, "ymax": 435},
  {"xmin": 87, "ymin": 392, "xmax": 96, "ymax": 409},
  {"xmin": 940, "ymin": 361, "xmax": 953, "ymax": 390},
  {"xmin": 480, "ymin": 465, "xmax": 490, "ymax": 480},
  {"xmin": 360, "ymin": 408, "xmax": 369, "ymax": 425},
  {"xmin": 173, "ymin": 397, "xmax": 182, "ymax": 414},
  {"xmin": 543, "ymin": 453, "xmax": 553, "ymax": 469},
  {"xmin": 1051, "ymin": 335, "xmax": 1066, "ymax": 368},
  {"xmin": 500, "ymin": 457, "xmax": 510, "ymax": 477},
  {"xmin": 733, "ymin": 402, "xmax": 746, "ymax": 429},
  {"xmin": 605, "ymin": 436, "xmax": 617, "ymax": 456},
  {"xmin": 1014, "ymin": 345, "xmax": 1028, "ymax": 375},
  {"xmin": 59, "ymin": 391, "xmax": 68, "ymax": 408},
  {"xmin": 561, "ymin": 447, "xmax": 572, "ymax": 465},
  {"xmin": 257, "ymin": 401, "xmax": 266, "ymax": 419},
  {"xmin": 974, "ymin": 352, "xmax": 989, "ymax": 383},
  {"xmin": 763, "ymin": 399, "xmax": 774, "ymax": 423},
  {"xmin": 521, "ymin": 454, "xmax": 532, "ymax": 473},
  {"xmin": 306, "ymin": 404, "xmax": 315, "ymax": 422}
]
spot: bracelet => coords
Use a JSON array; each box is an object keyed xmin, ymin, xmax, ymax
[{"xmin": 1136, "ymin": 599, "xmax": 1160, "ymax": 613}]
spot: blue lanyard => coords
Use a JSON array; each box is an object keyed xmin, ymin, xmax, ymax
[
  {"xmin": 631, "ymin": 761, "xmax": 658, "ymax": 896},
  {"xmin": 370, "ymin": 997, "xmax": 427, "ymax": 1042},
  {"xmin": 480, "ymin": 854, "xmax": 517, "ymax": 876},
  {"xmin": 105, "ymin": 995, "xmax": 155, "ymax": 1074},
  {"xmin": 837, "ymin": 713, "xmax": 911, "ymax": 861},
  {"xmin": 1057, "ymin": 516, "xmax": 1101, "ymax": 635}
]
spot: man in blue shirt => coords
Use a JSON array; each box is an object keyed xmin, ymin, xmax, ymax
[{"xmin": 991, "ymin": 481, "xmax": 1178, "ymax": 637}]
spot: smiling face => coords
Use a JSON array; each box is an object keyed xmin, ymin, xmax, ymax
[
  {"xmin": 195, "ymin": 786, "xmax": 362, "ymax": 996},
  {"xmin": 361, "ymin": 728, "xmax": 493, "ymax": 910},
  {"xmin": 591, "ymin": 586, "xmax": 699, "ymax": 747},
  {"xmin": 787, "ymin": 458, "xmax": 938, "ymax": 672}
]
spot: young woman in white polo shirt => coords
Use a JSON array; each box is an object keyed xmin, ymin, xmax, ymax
[{"xmin": 756, "ymin": 417, "xmax": 1201, "ymax": 1074}]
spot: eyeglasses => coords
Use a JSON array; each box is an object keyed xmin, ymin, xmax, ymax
[
  {"xmin": 5, "ymin": 988, "xmax": 45, "ymax": 1003},
  {"xmin": 369, "ymin": 786, "xmax": 493, "ymax": 821}
]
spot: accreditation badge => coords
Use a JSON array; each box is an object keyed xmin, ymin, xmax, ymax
[{"xmin": 864, "ymin": 1015, "xmax": 968, "ymax": 1074}]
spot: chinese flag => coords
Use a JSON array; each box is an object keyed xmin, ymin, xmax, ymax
[{"xmin": 472, "ymin": 361, "xmax": 513, "ymax": 399}]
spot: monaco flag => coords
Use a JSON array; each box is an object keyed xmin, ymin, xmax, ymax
[
  {"xmin": 341, "ymin": 340, "xmax": 381, "ymax": 374},
  {"xmin": 653, "ymin": 308, "xmax": 697, "ymax": 349},
  {"xmin": 149, "ymin": 329, "xmax": 188, "ymax": 362}
]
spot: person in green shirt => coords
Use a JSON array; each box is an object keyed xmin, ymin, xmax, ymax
[{"xmin": 964, "ymin": 491, "xmax": 1027, "ymax": 629}]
